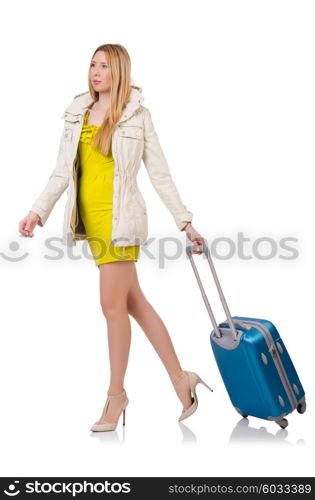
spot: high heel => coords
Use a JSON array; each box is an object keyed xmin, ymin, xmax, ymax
[
  {"xmin": 90, "ymin": 389, "xmax": 129, "ymax": 432},
  {"xmin": 175, "ymin": 371, "xmax": 213, "ymax": 422}
]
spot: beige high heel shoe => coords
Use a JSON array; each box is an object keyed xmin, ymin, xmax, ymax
[
  {"xmin": 90, "ymin": 389, "xmax": 129, "ymax": 432},
  {"xmin": 175, "ymin": 371, "xmax": 213, "ymax": 422}
]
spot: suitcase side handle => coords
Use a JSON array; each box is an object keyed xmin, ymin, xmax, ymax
[{"xmin": 186, "ymin": 243, "xmax": 238, "ymax": 341}]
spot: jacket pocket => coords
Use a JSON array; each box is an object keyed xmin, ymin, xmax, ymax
[
  {"xmin": 118, "ymin": 125, "xmax": 143, "ymax": 140},
  {"xmin": 61, "ymin": 111, "xmax": 82, "ymax": 122},
  {"xmin": 62, "ymin": 112, "xmax": 82, "ymax": 142}
]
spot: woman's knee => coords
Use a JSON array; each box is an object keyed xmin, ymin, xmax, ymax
[
  {"xmin": 126, "ymin": 286, "xmax": 148, "ymax": 318},
  {"xmin": 100, "ymin": 296, "xmax": 127, "ymax": 320}
]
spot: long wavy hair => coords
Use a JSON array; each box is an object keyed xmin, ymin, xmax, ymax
[{"xmin": 87, "ymin": 43, "xmax": 132, "ymax": 155}]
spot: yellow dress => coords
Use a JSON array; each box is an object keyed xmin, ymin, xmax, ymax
[{"xmin": 77, "ymin": 109, "xmax": 140, "ymax": 267}]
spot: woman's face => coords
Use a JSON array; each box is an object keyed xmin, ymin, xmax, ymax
[{"xmin": 90, "ymin": 51, "xmax": 112, "ymax": 92}]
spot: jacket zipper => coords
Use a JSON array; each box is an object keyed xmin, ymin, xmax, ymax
[
  {"xmin": 70, "ymin": 156, "xmax": 78, "ymax": 235},
  {"xmin": 112, "ymin": 135, "xmax": 126, "ymax": 256},
  {"xmin": 111, "ymin": 130, "xmax": 123, "ymax": 249},
  {"xmin": 70, "ymin": 116, "xmax": 83, "ymax": 240},
  {"xmin": 70, "ymin": 156, "xmax": 85, "ymax": 240},
  {"xmin": 226, "ymin": 319, "xmax": 297, "ymax": 409}
]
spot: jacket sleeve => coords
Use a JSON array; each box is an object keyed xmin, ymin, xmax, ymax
[
  {"xmin": 142, "ymin": 107, "xmax": 193, "ymax": 231},
  {"xmin": 30, "ymin": 125, "xmax": 69, "ymax": 227}
]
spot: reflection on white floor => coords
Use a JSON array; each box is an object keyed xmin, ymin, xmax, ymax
[
  {"xmin": 228, "ymin": 418, "xmax": 306, "ymax": 446},
  {"xmin": 87, "ymin": 417, "xmax": 306, "ymax": 448}
]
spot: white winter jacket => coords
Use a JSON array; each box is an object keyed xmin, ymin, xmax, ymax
[{"xmin": 30, "ymin": 84, "xmax": 193, "ymax": 248}]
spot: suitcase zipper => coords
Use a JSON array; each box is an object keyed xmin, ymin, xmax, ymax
[{"xmin": 240, "ymin": 320, "xmax": 297, "ymax": 409}]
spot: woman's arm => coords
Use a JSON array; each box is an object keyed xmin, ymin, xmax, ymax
[
  {"xmin": 30, "ymin": 125, "xmax": 69, "ymax": 227},
  {"xmin": 142, "ymin": 107, "xmax": 193, "ymax": 231}
]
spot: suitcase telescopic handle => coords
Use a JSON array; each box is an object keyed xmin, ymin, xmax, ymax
[{"xmin": 186, "ymin": 243, "xmax": 238, "ymax": 341}]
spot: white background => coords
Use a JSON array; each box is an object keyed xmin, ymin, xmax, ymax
[{"xmin": 1, "ymin": 0, "xmax": 314, "ymax": 478}]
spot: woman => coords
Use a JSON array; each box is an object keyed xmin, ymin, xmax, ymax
[{"xmin": 19, "ymin": 43, "xmax": 213, "ymax": 432}]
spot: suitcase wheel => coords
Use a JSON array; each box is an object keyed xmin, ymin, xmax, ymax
[
  {"xmin": 297, "ymin": 401, "xmax": 307, "ymax": 414},
  {"xmin": 277, "ymin": 418, "xmax": 289, "ymax": 429},
  {"xmin": 234, "ymin": 407, "xmax": 248, "ymax": 419}
]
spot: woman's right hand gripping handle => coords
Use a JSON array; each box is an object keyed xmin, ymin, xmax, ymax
[{"xmin": 19, "ymin": 210, "xmax": 41, "ymax": 238}]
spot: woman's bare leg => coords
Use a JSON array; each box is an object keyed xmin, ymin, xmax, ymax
[
  {"xmin": 126, "ymin": 265, "xmax": 193, "ymax": 410},
  {"xmin": 96, "ymin": 261, "xmax": 135, "ymax": 424}
]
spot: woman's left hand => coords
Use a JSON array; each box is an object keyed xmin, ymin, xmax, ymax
[{"xmin": 183, "ymin": 222, "xmax": 206, "ymax": 254}]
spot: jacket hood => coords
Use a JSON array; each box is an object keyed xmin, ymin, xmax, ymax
[{"xmin": 63, "ymin": 78, "xmax": 144, "ymax": 123}]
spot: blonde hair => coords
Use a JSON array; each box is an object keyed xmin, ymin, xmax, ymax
[{"xmin": 87, "ymin": 43, "xmax": 132, "ymax": 155}]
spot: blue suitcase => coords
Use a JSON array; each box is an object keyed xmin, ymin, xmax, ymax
[{"xmin": 186, "ymin": 243, "xmax": 306, "ymax": 429}]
